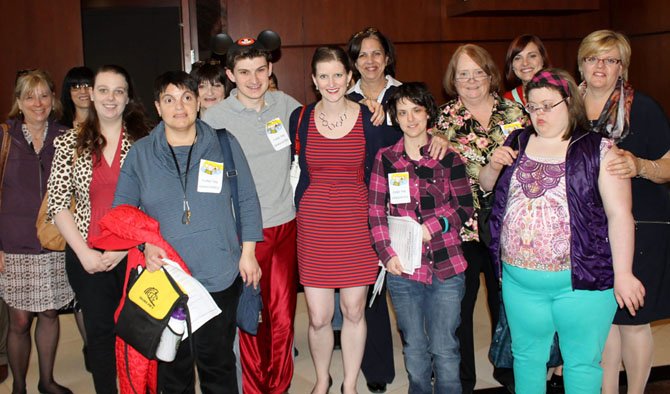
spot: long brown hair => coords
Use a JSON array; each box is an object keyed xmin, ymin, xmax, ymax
[{"xmin": 76, "ymin": 65, "xmax": 151, "ymax": 158}]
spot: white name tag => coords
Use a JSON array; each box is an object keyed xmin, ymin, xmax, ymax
[
  {"xmin": 266, "ymin": 118, "xmax": 291, "ymax": 151},
  {"xmin": 197, "ymin": 159, "xmax": 224, "ymax": 193},
  {"xmin": 500, "ymin": 121, "xmax": 523, "ymax": 137},
  {"xmin": 388, "ymin": 172, "xmax": 411, "ymax": 204}
]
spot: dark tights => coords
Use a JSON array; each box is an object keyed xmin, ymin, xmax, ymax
[{"xmin": 7, "ymin": 307, "xmax": 69, "ymax": 394}]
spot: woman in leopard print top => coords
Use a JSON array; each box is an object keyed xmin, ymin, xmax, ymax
[{"xmin": 46, "ymin": 65, "xmax": 150, "ymax": 394}]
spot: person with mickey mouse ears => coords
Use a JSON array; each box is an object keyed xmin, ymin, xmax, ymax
[{"xmin": 202, "ymin": 30, "xmax": 302, "ymax": 394}]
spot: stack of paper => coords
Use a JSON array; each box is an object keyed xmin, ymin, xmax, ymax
[{"xmin": 387, "ymin": 216, "xmax": 423, "ymax": 275}]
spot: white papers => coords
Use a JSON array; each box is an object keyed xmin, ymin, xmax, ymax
[
  {"xmin": 387, "ymin": 216, "xmax": 423, "ymax": 275},
  {"xmin": 369, "ymin": 266, "xmax": 386, "ymax": 308},
  {"xmin": 161, "ymin": 259, "xmax": 222, "ymax": 339}
]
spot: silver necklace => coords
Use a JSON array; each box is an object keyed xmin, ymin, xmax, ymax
[{"xmin": 318, "ymin": 109, "xmax": 348, "ymax": 131}]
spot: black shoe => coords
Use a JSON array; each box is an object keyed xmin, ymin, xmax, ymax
[
  {"xmin": 0, "ymin": 364, "xmax": 7, "ymax": 384},
  {"xmin": 294, "ymin": 346, "xmax": 299, "ymax": 357},
  {"xmin": 366, "ymin": 382, "xmax": 387, "ymax": 393},
  {"xmin": 333, "ymin": 330, "xmax": 341, "ymax": 350},
  {"xmin": 83, "ymin": 345, "xmax": 91, "ymax": 372},
  {"xmin": 493, "ymin": 367, "xmax": 515, "ymax": 394},
  {"xmin": 37, "ymin": 382, "xmax": 73, "ymax": 394}
]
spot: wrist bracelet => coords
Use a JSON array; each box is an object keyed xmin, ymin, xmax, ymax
[{"xmin": 440, "ymin": 216, "xmax": 449, "ymax": 233}]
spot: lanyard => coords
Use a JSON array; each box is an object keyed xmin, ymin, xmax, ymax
[{"xmin": 168, "ymin": 135, "xmax": 197, "ymax": 224}]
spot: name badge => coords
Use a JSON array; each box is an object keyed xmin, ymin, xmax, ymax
[
  {"xmin": 500, "ymin": 121, "xmax": 523, "ymax": 137},
  {"xmin": 197, "ymin": 159, "xmax": 224, "ymax": 193},
  {"xmin": 388, "ymin": 172, "xmax": 411, "ymax": 204},
  {"xmin": 266, "ymin": 118, "xmax": 291, "ymax": 151}
]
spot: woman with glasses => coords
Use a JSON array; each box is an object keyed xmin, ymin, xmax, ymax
[
  {"xmin": 60, "ymin": 67, "xmax": 94, "ymax": 129},
  {"xmin": 433, "ymin": 44, "xmax": 528, "ymax": 394},
  {"xmin": 577, "ymin": 30, "xmax": 670, "ymax": 394},
  {"xmin": 503, "ymin": 35, "xmax": 551, "ymax": 106},
  {"xmin": 47, "ymin": 65, "xmax": 151, "ymax": 394},
  {"xmin": 58, "ymin": 65, "xmax": 95, "ymax": 371},
  {"xmin": 0, "ymin": 69, "xmax": 73, "ymax": 394},
  {"xmin": 479, "ymin": 68, "xmax": 644, "ymax": 394}
]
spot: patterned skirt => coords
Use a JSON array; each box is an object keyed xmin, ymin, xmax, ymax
[{"xmin": 0, "ymin": 252, "xmax": 74, "ymax": 312}]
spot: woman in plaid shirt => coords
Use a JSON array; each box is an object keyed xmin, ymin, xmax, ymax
[{"xmin": 369, "ymin": 82, "xmax": 474, "ymax": 393}]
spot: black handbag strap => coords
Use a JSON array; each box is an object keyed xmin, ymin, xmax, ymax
[{"xmin": 216, "ymin": 128, "xmax": 241, "ymax": 241}]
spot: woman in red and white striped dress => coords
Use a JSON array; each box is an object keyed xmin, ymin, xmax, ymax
[{"xmin": 290, "ymin": 46, "xmax": 395, "ymax": 394}]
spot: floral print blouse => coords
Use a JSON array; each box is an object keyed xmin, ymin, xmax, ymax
[{"xmin": 433, "ymin": 94, "xmax": 528, "ymax": 242}]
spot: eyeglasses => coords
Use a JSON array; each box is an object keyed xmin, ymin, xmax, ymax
[
  {"xmin": 525, "ymin": 98, "xmax": 567, "ymax": 114},
  {"xmin": 454, "ymin": 69, "xmax": 489, "ymax": 82},
  {"xmin": 15, "ymin": 68, "xmax": 37, "ymax": 84},
  {"xmin": 583, "ymin": 56, "xmax": 622, "ymax": 66},
  {"xmin": 70, "ymin": 83, "xmax": 91, "ymax": 91}
]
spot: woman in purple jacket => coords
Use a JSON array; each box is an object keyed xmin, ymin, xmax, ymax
[
  {"xmin": 479, "ymin": 69, "xmax": 644, "ymax": 393},
  {"xmin": 0, "ymin": 69, "xmax": 73, "ymax": 394}
]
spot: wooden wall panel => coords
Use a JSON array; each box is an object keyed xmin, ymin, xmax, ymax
[
  {"xmin": 222, "ymin": 0, "xmax": 616, "ymax": 106},
  {"xmin": 0, "ymin": 0, "xmax": 83, "ymax": 116},
  {"xmin": 226, "ymin": 0, "xmax": 304, "ymax": 45},
  {"xmin": 440, "ymin": 1, "xmax": 611, "ymax": 41},
  {"xmin": 271, "ymin": 47, "xmax": 311, "ymax": 104},
  {"xmin": 611, "ymin": 0, "xmax": 670, "ymax": 35},
  {"xmin": 625, "ymin": 35, "xmax": 670, "ymax": 112},
  {"xmin": 611, "ymin": 0, "xmax": 670, "ymax": 112}
]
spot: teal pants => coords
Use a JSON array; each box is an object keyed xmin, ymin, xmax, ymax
[{"xmin": 502, "ymin": 263, "xmax": 616, "ymax": 394}]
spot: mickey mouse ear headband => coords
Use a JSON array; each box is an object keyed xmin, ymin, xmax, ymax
[{"xmin": 211, "ymin": 30, "xmax": 281, "ymax": 56}]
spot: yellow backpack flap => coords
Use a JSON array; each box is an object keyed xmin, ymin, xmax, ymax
[{"xmin": 127, "ymin": 267, "xmax": 186, "ymax": 320}]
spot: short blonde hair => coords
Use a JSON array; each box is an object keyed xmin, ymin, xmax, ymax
[
  {"xmin": 8, "ymin": 69, "xmax": 62, "ymax": 120},
  {"xmin": 578, "ymin": 30, "xmax": 631, "ymax": 81},
  {"xmin": 443, "ymin": 44, "xmax": 501, "ymax": 97}
]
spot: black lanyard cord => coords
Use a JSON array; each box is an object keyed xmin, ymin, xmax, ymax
[{"xmin": 168, "ymin": 135, "xmax": 197, "ymax": 224}]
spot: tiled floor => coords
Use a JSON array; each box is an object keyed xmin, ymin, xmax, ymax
[{"xmin": 1, "ymin": 278, "xmax": 669, "ymax": 393}]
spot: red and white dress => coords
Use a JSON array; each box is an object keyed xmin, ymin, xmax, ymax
[{"xmin": 297, "ymin": 112, "xmax": 378, "ymax": 288}]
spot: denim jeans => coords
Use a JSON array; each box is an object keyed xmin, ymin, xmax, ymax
[{"xmin": 387, "ymin": 272, "xmax": 465, "ymax": 394}]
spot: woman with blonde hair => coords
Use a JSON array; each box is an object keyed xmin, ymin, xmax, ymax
[
  {"xmin": 0, "ymin": 69, "xmax": 73, "ymax": 394},
  {"xmin": 578, "ymin": 29, "xmax": 670, "ymax": 394}
]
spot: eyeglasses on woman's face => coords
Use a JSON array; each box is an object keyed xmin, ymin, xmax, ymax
[
  {"xmin": 455, "ymin": 69, "xmax": 489, "ymax": 82},
  {"xmin": 582, "ymin": 56, "xmax": 621, "ymax": 67},
  {"xmin": 525, "ymin": 98, "xmax": 567, "ymax": 114},
  {"xmin": 70, "ymin": 83, "xmax": 91, "ymax": 91}
]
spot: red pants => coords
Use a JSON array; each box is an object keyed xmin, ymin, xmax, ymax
[{"xmin": 240, "ymin": 220, "xmax": 298, "ymax": 394}]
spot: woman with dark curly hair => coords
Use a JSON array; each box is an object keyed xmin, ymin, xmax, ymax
[{"xmin": 47, "ymin": 65, "xmax": 151, "ymax": 394}]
